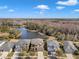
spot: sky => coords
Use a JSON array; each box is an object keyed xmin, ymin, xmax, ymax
[{"xmin": 0, "ymin": 0, "xmax": 79, "ymax": 18}]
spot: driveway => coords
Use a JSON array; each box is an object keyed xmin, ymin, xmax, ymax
[
  {"xmin": 37, "ymin": 51, "xmax": 44, "ymax": 59},
  {"xmin": 66, "ymin": 54, "xmax": 74, "ymax": 59},
  {"xmin": 11, "ymin": 52, "xmax": 20, "ymax": 59},
  {"xmin": 0, "ymin": 52, "xmax": 9, "ymax": 59}
]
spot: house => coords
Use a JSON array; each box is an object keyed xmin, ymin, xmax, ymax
[
  {"xmin": 64, "ymin": 41, "xmax": 77, "ymax": 53},
  {"xmin": 47, "ymin": 40, "xmax": 59, "ymax": 55},
  {"xmin": 30, "ymin": 38, "xmax": 44, "ymax": 51},
  {"xmin": 14, "ymin": 40, "xmax": 31, "ymax": 52}
]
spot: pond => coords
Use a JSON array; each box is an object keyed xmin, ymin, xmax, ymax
[{"xmin": 17, "ymin": 27, "xmax": 44, "ymax": 39}]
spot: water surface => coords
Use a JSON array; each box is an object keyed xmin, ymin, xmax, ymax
[{"xmin": 18, "ymin": 27, "xmax": 43, "ymax": 39}]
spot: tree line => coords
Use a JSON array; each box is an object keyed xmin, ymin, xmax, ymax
[{"xmin": 24, "ymin": 21, "xmax": 79, "ymax": 41}]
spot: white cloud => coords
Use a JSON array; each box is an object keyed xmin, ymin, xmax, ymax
[
  {"xmin": 56, "ymin": 6, "xmax": 65, "ymax": 10},
  {"xmin": 8, "ymin": 9, "xmax": 14, "ymax": 12},
  {"xmin": 74, "ymin": 9, "xmax": 79, "ymax": 12},
  {"xmin": 57, "ymin": 0, "xmax": 78, "ymax": 6},
  {"xmin": 39, "ymin": 11, "xmax": 44, "ymax": 14},
  {"xmin": 34, "ymin": 5, "xmax": 49, "ymax": 14},
  {"xmin": 0, "ymin": 5, "xmax": 8, "ymax": 9},
  {"xmin": 35, "ymin": 5, "xmax": 49, "ymax": 10},
  {"xmin": 0, "ymin": 5, "xmax": 15, "ymax": 13}
]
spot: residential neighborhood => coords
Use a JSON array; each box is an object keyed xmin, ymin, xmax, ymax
[{"xmin": 0, "ymin": 38, "xmax": 78, "ymax": 59}]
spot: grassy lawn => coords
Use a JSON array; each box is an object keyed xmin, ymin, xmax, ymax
[
  {"xmin": 19, "ymin": 51, "xmax": 29, "ymax": 56},
  {"xmin": 7, "ymin": 52, "xmax": 14, "ymax": 58},
  {"xmin": 19, "ymin": 51, "xmax": 37, "ymax": 56},
  {"xmin": 0, "ymin": 52, "xmax": 2, "ymax": 56},
  {"xmin": 29, "ymin": 51, "xmax": 37, "ymax": 56},
  {"xmin": 73, "ymin": 55, "xmax": 79, "ymax": 59},
  {"xmin": 43, "ymin": 51, "xmax": 48, "ymax": 56}
]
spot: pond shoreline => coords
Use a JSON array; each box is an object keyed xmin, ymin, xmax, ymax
[
  {"xmin": 26, "ymin": 29, "xmax": 56, "ymax": 40},
  {"xmin": 27, "ymin": 29, "xmax": 45, "ymax": 36}
]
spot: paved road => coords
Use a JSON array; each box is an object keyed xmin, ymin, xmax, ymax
[
  {"xmin": 0, "ymin": 41, "xmax": 15, "ymax": 52},
  {"xmin": 37, "ymin": 52, "xmax": 44, "ymax": 59},
  {"xmin": 66, "ymin": 54, "xmax": 74, "ymax": 59}
]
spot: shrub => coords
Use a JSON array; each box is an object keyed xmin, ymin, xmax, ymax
[{"xmin": 74, "ymin": 50, "xmax": 79, "ymax": 55}]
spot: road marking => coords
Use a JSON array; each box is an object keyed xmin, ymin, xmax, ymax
[{"xmin": 0, "ymin": 42, "xmax": 6, "ymax": 47}]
